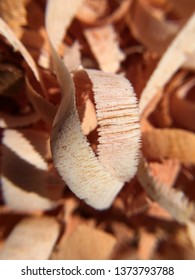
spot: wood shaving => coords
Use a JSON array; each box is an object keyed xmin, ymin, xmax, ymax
[
  {"xmin": 137, "ymin": 157, "xmax": 195, "ymax": 224},
  {"xmin": 1, "ymin": 176, "xmax": 57, "ymax": 212},
  {"xmin": 63, "ymin": 41, "xmax": 82, "ymax": 72},
  {"xmin": 2, "ymin": 129, "xmax": 47, "ymax": 170},
  {"xmin": 81, "ymin": 98, "xmax": 97, "ymax": 135},
  {"xmin": 85, "ymin": 69, "xmax": 140, "ymax": 181},
  {"xmin": 0, "ymin": 217, "xmax": 59, "ymax": 260},
  {"xmin": 142, "ymin": 128, "xmax": 195, "ymax": 164},
  {"xmin": 126, "ymin": 0, "xmax": 179, "ymax": 54},
  {"xmin": 46, "ymin": 0, "xmax": 84, "ymax": 50},
  {"xmin": 0, "ymin": 0, "xmax": 195, "ymax": 260},
  {"xmin": 139, "ymin": 12, "xmax": 195, "ymax": 117},
  {"xmin": 84, "ymin": 24, "xmax": 125, "ymax": 72},
  {"xmin": 51, "ymin": 225, "xmax": 117, "ymax": 260}
]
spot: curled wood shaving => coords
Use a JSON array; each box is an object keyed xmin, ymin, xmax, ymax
[
  {"xmin": 46, "ymin": 0, "xmax": 84, "ymax": 50},
  {"xmin": 127, "ymin": 0, "xmax": 179, "ymax": 54},
  {"xmin": 49, "ymin": 50, "xmax": 139, "ymax": 209},
  {"xmin": 12, "ymin": 129, "xmax": 51, "ymax": 160},
  {"xmin": 139, "ymin": 12, "xmax": 195, "ymax": 117},
  {"xmin": 49, "ymin": 49, "xmax": 140, "ymax": 209},
  {"xmin": 0, "ymin": 217, "xmax": 59, "ymax": 260},
  {"xmin": 141, "ymin": 159, "xmax": 181, "ymax": 222},
  {"xmin": 142, "ymin": 128, "xmax": 195, "ymax": 164},
  {"xmin": 137, "ymin": 157, "xmax": 195, "ymax": 224},
  {"xmin": 84, "ymin": 24, "xmax": 125, "ymax": 73},
  {"xmin": 51, "ymin": 225, "xmax": 117, "ymax": 260},
  {"xmin": 170, "ymin": 79, "xmax": 195, "ymax": 132},
  {"xmin": 2, "ymin": 129, "xmax": 47, "ymax": 170},
  {"xmin": 1, "ymin": 176, "xmax": 57, "ymax": 212},
  {"xmin": 46, "ymin": 3, "xmax": 141, "ymax": 209},
  {"xmin": 1, "ymin": 129, "xmax": 59, "ymax": 211},
  {"xmin": 85, "ymin": 69, "xmax": 141, "ymax": 182}
]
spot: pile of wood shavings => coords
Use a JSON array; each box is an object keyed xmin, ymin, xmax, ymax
[{"xmin": 0, "ymin": 0, "xmax": 195, "ymax": 260}]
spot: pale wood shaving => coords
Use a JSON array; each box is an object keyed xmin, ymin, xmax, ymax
[
  {"xmin": 1, "ymin": 176, "xmax": 57, "ymax": 212},
  {"xmin": 51, "ymin": 225, "xmax": 117, "ymax": 260},
  {"xmin": 0, "ymin": 0, "xmax": 194, "ymax": 260},
  {"xmin": 48, "ymin": 38, "xmax": 140, "ymax": 209},
  {"xmin": 37, "ymin": 28, "xmax": 51, "ymax": 70},
  {"xmin": 46, "ymin": 0, "xmax": 84, "ymax": 50},
  {"xmin": 139, "ymin": 12, "xmax": 195, "ymax": 117},
  {"xmin": 48, "ymin": 41, "xmax": 123, "ymax": 210},
  {"xmin": 46, "ymin": 0, "xmax": 141, "ymax": 207},
  {"xmin": 149, "ymin": 159, "xmax": 180, "ymax": 187},
  {"xmin": 137, "ymin": 157, "xmax": 195, "ymax": 224},
  {"xmin": 38, "ymin": 47, "xmax": 50, "ymax": 69},
  {"xmin": 46, "ymin": 8, "xmax": 141, "ymax": 209},
  {"xmin": 84, "ymin": 24, "xmax": 125, "ymax": 73},
  {"xmin": 2, "ymin": 129, "xmax": 47, "ymax": 170},
  {"xmin": 51, "ymin": 104, "xmax": 124, "ymax": 209},
  {"xmin": 1, "ymin": 129, "xmax": 58, "ymax": 211},
  {"xmin": 85, "ymin": 69, "xmax": 141, "ymax": 182},
  {"xmin": 81, "ymin": 98, "xmax": 97, "ymax": 135},
  {"xmin": 0, "ymin": 217, "xmax": 60, "ymax": 260},
  {"xmin": 147, "ymin": 202, "xmax": 173, "ymax": 221},
  {"xmin": 15, "ymin": 129, "xmax": 51, "ymax": 160},
  {"xmin": 142, "ymin": 128, "xmax": 195, "ymax": 164},
  {"xmin": 63, "ymin": 41, "xmax": 82, "ymax": 72},
  {"xmin": 1, "ymin": 128, "xmax": 60, "ymax": 211}
]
